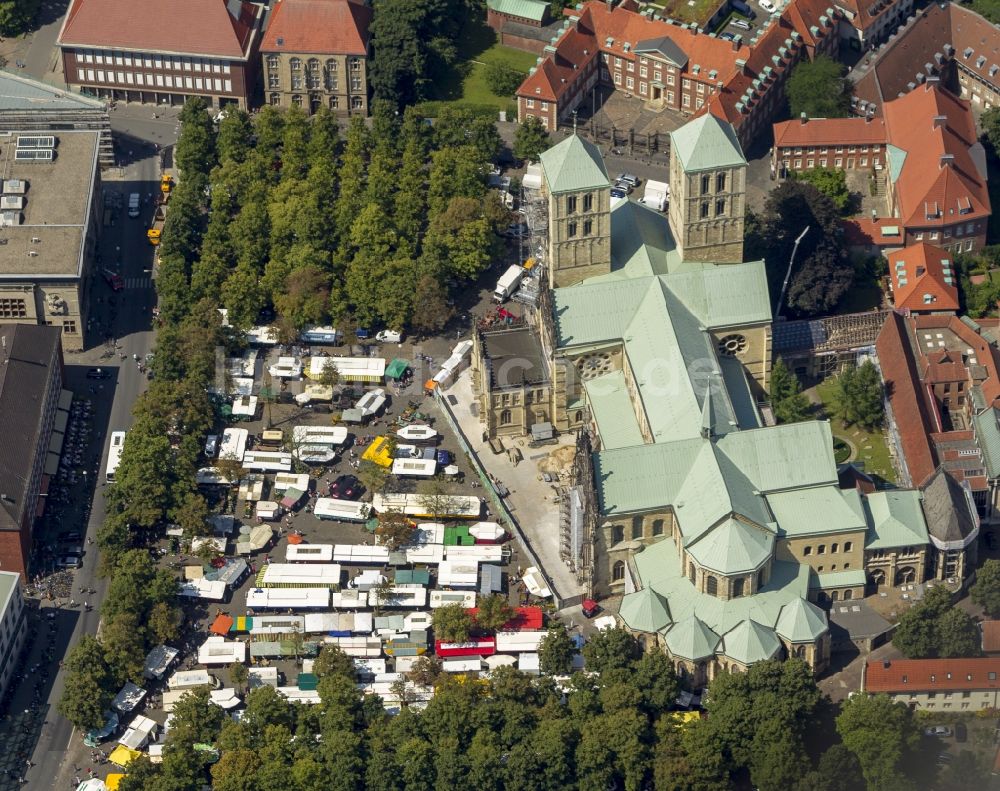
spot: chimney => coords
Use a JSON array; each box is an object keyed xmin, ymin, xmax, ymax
[
  {"xmin": 865, "ymin": 115, "xmax": 872, "ymax": 124},
  {"xmin": 940, "ymin": 154, "xmax": 955, "ymax": 169},
  {"xmin": 800, "ymin": 112, "xmax": 807, "ymax": 124},
  {"xmin": 933, "ymin": 115, "xmax": 947, "ymax": 129},
  {"xmin": 735, "ymin": 57, "xmax": 747, "ymax": 74}
]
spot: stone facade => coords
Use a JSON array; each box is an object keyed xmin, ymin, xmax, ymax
[
  {"xmin": 546, "ymin": 186, "xmax": 612, "ymax": 289},
  {"xmin": 262, "ymin": 51, "xmax": 369, "ymax": 115},
  {"xmin": 668, "ymin": 151, "xmax": 746, "ymax": 264}
]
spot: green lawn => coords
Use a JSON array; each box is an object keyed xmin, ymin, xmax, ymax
[
  {"xmin": 420, "ymin": 21, "xmax": 538, "ymax": 116},
  {"xmin": 813, "ymin": 377, "xmax": 897, "ymax": 485}
]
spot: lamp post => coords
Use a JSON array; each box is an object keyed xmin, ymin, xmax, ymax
[{"xmin": 775, "ymin": 226, "xmax": 810, "ymax": 320}]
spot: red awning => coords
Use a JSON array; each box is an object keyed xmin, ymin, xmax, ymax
[{"xmin": 210, "ymin": 614, "xmax": 234, "ymax": 635}]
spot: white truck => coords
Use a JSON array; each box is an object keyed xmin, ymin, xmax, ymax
[
  {"xmin": 493, "ymin": 264, "xmax": 525, "ymax": 303},
  {"xmin": 640, "ymin": 180, "xmax": 670, "ymax": 211},
  {"xmin": 127, "ymin": 192, "xmax": 141, "ymax": 218}
]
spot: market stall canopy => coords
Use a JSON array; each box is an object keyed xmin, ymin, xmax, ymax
[
  {"xmin": 248, "ymin": 524, "xmax": 273, "ymax": 550},
  {"xmin": 108, "ymin": 745, "xmax": 141, "ymax": 768},
  {"xmin": 111, "ymin": 682, "xmax": 146, "ymax": 714},
  {"xmin": 385, "ymin": 358, "xmax": 410, "ymax": 380},
  {"xmin": 76, "ymin": 780, "xmax": 107, "ymax": 791},
  {"xmin": 521, "ymin": 567, "xmax": 552, "ymax": 598},
  {"xmin": 105, "ymin": 775, "xmax": 125, "ymax": 791},
  {"xmin": 210, "ymin": 614, "xmax": 234, "ymax": 636},
  {"xmin": 341, "ymin": 408, "xmax": 364, "ymax": 423},
  {"xmin": 210, "ymin": 689, "xmax": 242, "ymax": 709},
  {"xmin": 484, "ymin": 654, "xmax": 518, "ymax": 669},
  {"xmin": 83, "ymin": 710, "xmax": 119, "ymax": 747},
  {"xmin": 281, "ymin": 488, "xmax": 306, "ymax": 509}
]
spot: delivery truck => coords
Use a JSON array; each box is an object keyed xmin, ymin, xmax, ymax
[
  {"xmin": 493, "ymin": 265, "xmax": 525, "ymax": 303},
  {"xmin": 640, "ymin": 180, "xmax": 670, "ymax": 211}
]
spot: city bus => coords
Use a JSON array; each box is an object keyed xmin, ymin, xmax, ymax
[{"xmin": 105, "ymin": 431, "xmax": 126, "ymax": 483}]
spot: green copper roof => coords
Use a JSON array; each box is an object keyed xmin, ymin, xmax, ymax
[
  {"xmin": 669, "ymin": 114, "xmax": 746, "ymax": 172},
  {"xmin": 774, "ymin": 598, "xmax": 829, "ymax": 643},
  {"xmin": 767, "ymin": 486, "xmax": 867, "ymax": 537},
  {"xmin": 974, "ymin": 408, "xmax": 1000, "ymax": 478},
  {"xmin": 584, "ymin": 371, "xmax": 645, "ymax": 450},
  {"xmin": 687, "ymin": 518, "xmax": 774, "ymax": 575},
  {"xmin": 808, "ymin": 568, "xmax": 868, "ymax": 589},
  {"xmin": 886, "ymin": 144, "xmax": 907, "ymax": 184},
  {"xmin": 619, "ymin": 586, "xmax": 672, "ymax": 633},
  {"xmin": 714, "ymin": 421, "xmax": 837, "ymax": 492},
  {"xmin": 633, "ymin": 538, "xmax": 813, "ymax": 642},
  {"xmin": 539, "ymin": 135, "xmax": 610, "ymax": 194},
  {"xmin": 863, "ymin": 490, "xmax": 929, "ymax": 549},
  {"xmin": 665, "ymin": 615, "xmax": 720, "ymax": 661},
  {"xmin": 486, "ymin": 0, "xmax": 548, "ymax": 22},
  {"xmin": 721, "ymin": 619, "xmax": 782, "ymax": 665}
]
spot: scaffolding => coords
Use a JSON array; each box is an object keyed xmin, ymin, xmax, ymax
[{"xmin": 773, "ymin": 310, "xmax": 891, "ymax": 377}]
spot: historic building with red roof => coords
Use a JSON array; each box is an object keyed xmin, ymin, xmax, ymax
[
  {"xmin": 773, "ymin": 83, "xmax": 990, "ymax": 255},
  {"xmin": 57, "ymin": 0, "xmax": 263, "ymax": 108},
  {"xmin": 863, "ymin": 657, "xmax": 1000, "ymax": 711},
  {"xmin": 515, "ymin": 0, "xmax": 841, "ymax": 147},
  {"xmin": 260, "ymin": 0, "xmax": 372, "ymax": 115},
  {"xmin": 886, "ymin": 243, "xmax": 960, "ymax": 315}
]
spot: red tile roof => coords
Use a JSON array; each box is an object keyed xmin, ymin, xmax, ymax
[
  {"xmin": 866, "ymin": 657, "xmax": 1000, "ymax": 693},
  {"xmin": 888, "ymin": 243, "xmax": 960, "ymax": 313},
  {"xmin": 912, "ymin": 314, "xmax": 1000, "ymax": 406},
  {"xmin": 883, "ymin": 84, "xmax": 989, "ymax": 229},
  {"xmin": 261, "ymin": 0, "xmax": 371, "ymax": 56},
  {"xmin": 982, "ymin": 621, "xmax": 1000, "ymax": 653},
  {"xmin": 875, "ymin": 312, "xmax": 938, "ymax": 485},
  {"xmin": 773, "ymin": 115, "xmax": 886, "ymax": 148},
  {"xmin": 841, "ymin": 217, "xmax": 906, "ymax": 248},
  {"xmin": 59, "ymin": 0, "xmax": 260, "ymax": 59}
]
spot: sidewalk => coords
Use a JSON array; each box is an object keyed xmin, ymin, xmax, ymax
[{"xmin": 447, "ymin": 371, "xmax": 586, "ymax": 603}]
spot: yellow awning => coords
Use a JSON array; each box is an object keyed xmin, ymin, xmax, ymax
[
  {"xmin": 106, "ymin": 773, "xmax": 126, "ymax": 790},
  {"xmin": 109, "ymin": 745, "xmax": 141, "ymax": 767}
]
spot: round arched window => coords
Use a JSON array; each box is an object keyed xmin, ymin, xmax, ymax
[{"xmin": 717, "ymin": 334, "xmax": 748, "ymax": 357}]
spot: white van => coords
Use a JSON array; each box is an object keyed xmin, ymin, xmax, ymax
[
  {"xmin": 127, "ymin": 192, "xmax": 141, "ymax": 218},
  {"xmin": 376, "ymin": 329, "xmax": 403, "ymax": 344},
  {"xmin": 204, "ymin": 435, "xmax": 218, "ymax": 457}
]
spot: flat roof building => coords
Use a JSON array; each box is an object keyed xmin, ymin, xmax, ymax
[
  {"xmin": 0, "ymin": 571, "xmax": 27, "ymax": 703},
  {"xmin": 0, "ymin": 129, "xmax": 101, "ymax": 350},
  {"xmin": 0, "ymin": 325, "xmax": 63, "ymax": 580}
]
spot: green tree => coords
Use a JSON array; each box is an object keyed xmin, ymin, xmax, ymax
[
  {"xmin": 432, "ymin": 603, "xmax": 475, "ymax": 642},
  {"xmin": 0, "ymin": 0, "xmax": 38, "ymax": 36},
  {"xmin": 356, "ymin": 460, "xmax": 390, "ymax": 494},
  {"xmin": 581, "ymin": 627, "xmax": 640, "ymax": 673},
  {"xmin": 538, "ymin": 622, "xmax": 575, "ymax": 675},
  {"xmin": 483, "ymin": 61, "xmax": 525, "ymax": 96},
  {"xmin": 147, "ymin": 601, "xmax": 182, "ymax": 645},
  {"xmin": 833, "ymin": 360, "xmax": 884, "ymax": 430},
  {"xmin": 513, "ymin": 116, "xmax": 551, "ymax": 162},
  {"xmin": 406, "ymin": 655, "xmax": 443, "ymax": 688},
  {"xmin": 313, "ymin": 644, "xmax": 357, "ymax": 681},
  {"xmin": 971, "ymin": 558, "xmax": 1000, "ymax": 617},
  {"xmin": 474, "ymin": 594, "xmax": 515, "ymax": 632},
  {"xmin": 374, "ymin": 509, "xmax": 414, "ymax": 550},
  {"xmin": 101, "ymin": 611, "xmax": 147, "ymax": 684},
  {"xmin": 409, "ymin": 274, "xmax": 453, "ymax": 336},
  {"xmin": 786, "ymin": 55, "xmax": 850, "ymax": 119},
  {"xmin": 229, "ymin": 661, "xmax": 250, "ymax": 694},
  {"xmin": 57, "ymin": 635, "xmax": 114, "ymax": 731},
  {"xmin": 981, "ymin": 106, "xmax": 1000, "ymax": 155},
  {"xmin": 794, "ymin": 744, "xmax": 866, "ymax": 791},
  {"xmin": 836, "ymin": 693, "xmax": 922, "ymax": 791},
  {"xmin": 770, "ymin": 358, "xmax": 811, "ymax": 424},
  {"xmin": 796, "ymin": 167, "xmax": 852, "ymax": 214},
  {"xmin": 936, "ymin": 607, "xmax": 981, "ymax": 658}
]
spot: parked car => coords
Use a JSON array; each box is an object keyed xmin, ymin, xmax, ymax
[
  {"xmin": 611, "ymin": 187, "xmax": 628, "ymax": 200},
  {"xmin": 730, "ymin": 18, "xmax": 752, "ymax": 28},
  {"xmin": 56, "ymin": 555, "xmax": 82, "ymax": 569},
  {"xmin": 720, "ymin": 31, "xmax": 736, "ymax": 40},
  {"xmin": 616, "ymin": 172, "xmax": 640, "ymax": 188},
  {"xmin": 436, "ymin": 450, "xmax": 453, "ymax": 466},
  {"xmin": 954, "ymin": 722, "xmax": 967, "ymax": 742},
  {"xmin": 355, "ymin": 328, "xmax": 372, "ymax": 340},
  {"xmin": 86, "ymin": 367, "xmax": 111, "ymax": 380},
  {"xmin": 924, "ymin": 725, "xmax": 952, "ymax": 737},
  {"xmin": 758, "ymin": 0, "xmax": 775, "ymax": 11},
  {"xmin": 331, "ymin": 475, "xmax": 364, "ymax": 500},
  {"xmin": 376, "ymin": 329, "xmax": 404, "ymax": 344},
  {"xmin": 204, "ymin": 435, "xmax": 218, "ymax": 457}
]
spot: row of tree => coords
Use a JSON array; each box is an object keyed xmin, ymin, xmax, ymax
[
  {"xmin": 58, "ymin": 103, "xmax": 233, "ymax": 732},
  {"xmin": 113, "ymin": 629, "xmax": 968, "ymax": 791},
  {"xmin": 156, "ymin": 99, "xmax": 510, "ymax": 340}
]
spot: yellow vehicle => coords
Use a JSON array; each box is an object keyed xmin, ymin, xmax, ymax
[
  {"xmin": 147, "ymin": 228, "xmax": 161, "ymax": 246},
  {"xmin": 160, "ymin": 174, "xmax": 174, "ymax": 193},
  {"xmin": 147, "ymin": 205, "xmax": 166, "ymax": 246}
]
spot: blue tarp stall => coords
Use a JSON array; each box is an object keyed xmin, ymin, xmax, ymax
[
  {"xmin": 480, "ymin": 563, "xmax": 502, "ymax": 595},
  {"xmin": 84, "ymin": 710, "xmax": 119, "ymax": 747}
]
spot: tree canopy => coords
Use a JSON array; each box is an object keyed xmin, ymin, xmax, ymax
[
  {"xmin": 795, "ymin": 167, "xmax": 852, "ymax": 214},
  {"xmin": 893, "ymin": 585, "xmax": 981, "ymax": 659},
  {"xmin": 831, "ymin": 360, "xmax": 884, "ymax": 431},
  {"xmin": 513, "ymin": 116, "xmax": 551, "ymax": 162},
  {"xmin": 786, "ymin": 55, "xmax": 850, "ymax": 119},
  {"xmin": 770, "ymin": 358, "xmax": 811, "ymax": 424},
  {"xmin": 971, "ymin": 558, "xmax": 1000, "ymax": 617}
]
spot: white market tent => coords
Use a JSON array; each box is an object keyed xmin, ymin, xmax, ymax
[
  {"xmin": 518, "ymin": 653, "xmax": 541, "ymax": 674},
  {"xmin": 295, "ymin": 383, "xmax": 335, "ymax": 405},
  {"xmin": 292, "ymin": 425, "xmax": 348, "ymax": 447},
  {"xmin": 356, "ymin": 388, "xmax": 388, "ymax": 416},
  {"xmin": 247, "ymin": 325, "xmax": 280, "ymax": 345},
  {"xmin": 403, "ymin": 612, "xmax": 433, "ymax": 631},
  {"xmin": 231, "ymin": 394, "xmax": 259, "ymax": 418},
  {"xmin": 142, "ymin": 645, "xmax": 179, "ymax": 680},
  {"xmin": 248, "ymin": 667, "xmax": 279, "ymax": 688},
  {"xmin": 191, "ymin": 536, "xmax": 227, "ymax": 555},
  {"xmin": 495, "ymin": 630, "xmax": 547, "ymax": 653},
  {"xmin": 468, "ymin": 522, "xmax": 506, "ymax": 542},
  {"xmin": 118, "ymin": 714, "xmax": 158, "ymax": 750},
  {"xmin": 268, "ymin": 356, "xmax": 303, "ymax": 379},
  {"xmin": 373, "ymin": 492, "xmax": 481, "ymax": 519},
  {"xmin": 276, "ymin": 687, "xmax": 322, "ymax": 704},
  {"xmin": 246, "ymin": 587, "xmax": 330, "ymax": 609},
  {"xmin": 306, "ymin": 356, "xmax": 385, "ymax": 383},
  {"xmin": 353, "ymin": 658, "xmax": 387, "ymax": 677},
  {"xmin": 250, "ymin": 615, "xmax": 306, "ymax": 635},
  {"xmin": 261, "ymin": 563, "xmax": 342, "ymax": 587},
  {"xmin": 111, "ymin": 682, "xmax": 146, "ymax": 714},
  {"xmin": 315, "ymin": 498, "xmax": 371, "ymax": 522},
  {"xmin": 210, "ymin": 689, "xmax": 242, "ymax": 709},
  {"xmin": 329, "ymin": 588, "xmax": 365, "ymax": 608},
  {"xmin": 272, "ymin": 473, "xmax": 310, "ymax": 492},
  {"xmin": 429, "ymin": 589, "xmax": 477, "ymax": 608},
  {"xmin": 484, "ymin": 654, "xmax": 518, "ymax": 669},
  {"xmin": 403, "ymin": 542, "xmax": 443, "ymax": 565},
  {"xmin": 167, "ymin": 669, "xmax": 218, "ymax": 690},
  {"xmin": 294, "ymin": 446, "xmax": 338, "ymax": 464},
  {"xmin": 286, "ymin": 543, "xmax": 334, "ymax": 562},
  {"xmin": 332, "ymin": 543, "xmax": 389, "ymax": 564},
  {"xmin": 395, "ymin": 424, "xmax": 438, "ymax": 443},
  {"xmin": 219, "ymin": 428, "xmax": 249, "ymax": 463},
  {"xmin": 323, "ymin": 636, "xmax": 382, "ymax": 657},
  {"xmin": 239, "ymin": 476, "xmax": 265, "ymax": 501},
  {"xmin": 437, "ymin": 560, "xmax": 480, "ymax": 588},
  {"xmin": 198, "ymin": 635, "xmax": 249, "ymax": 665},
  {"xmin": 444, "ymin": 544, "xmax": 503, "ymax": 563},
  {"xmin": 367, "ymin": 585, "xmax": 427, "ymax": 608},
  {"xmin": 196, "ymin": 467, "xmax": 231, "ymax": 485},
  {"xmin": 522, "ymin": 566, "xmax": 552, "ymax": 598},
  {"xmin": 256, "ymin": 500, "xmax": 281, "ymax": 521},
  {"xmin": 178, "ymin": 578, "xmax": 227, "ymax": 601},
  {"xmin": 349, "ymin": 569, "xmax": 386, "ymax": 591},
  {"xmin": 391, "ymin": 458, "xmax": 437, "ymax": 477},
  {"xmin": 242, "ymin": 451, "xmax": 293, "ymax": 472},
  {"xmin": 442, "ymin": 658, "xmax": 483, "ymax": 673}
]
